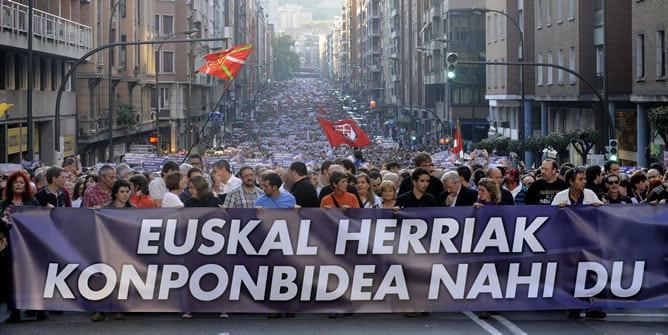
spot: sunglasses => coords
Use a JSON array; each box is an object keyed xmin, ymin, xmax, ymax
[{"xmin": 607, "ymin": 180, "xmax": 619, "ymax": 185}]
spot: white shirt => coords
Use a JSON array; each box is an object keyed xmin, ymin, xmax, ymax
[
  {"xmin": 551, "ymin": 188, "xmax": 602, "ymax": 206},
  {"xmin": 218, "ymin": 175, "xmax": 242, "ymax": 195},
  {"xmin": 149, "ymin": 178, "xmax": 167, "ymax": 201},
  {"xmin": 161, "ymin": 192, "xmax": 184, "ymax": 208}
]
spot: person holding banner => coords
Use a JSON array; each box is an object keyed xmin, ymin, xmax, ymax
[
  {"xmin": 551, "ymin": 167, "xmax": 602, "ymax": 207},
  {"xmin": 1, "ymin": 170, "xmax": 43, "ymax": 323},
  {"xmin": 102, "ymin": 180, "xmax": 133, "ymax": 209},
  {"xmin": 395, "ymin": 168, "xmax": 439, "ymax": 209},
  {"xmin": 474, "ymin": 178, "xmax": 501, "ymax": 208},
  {"xmin": 378, "ymin": 180, "xmax": 397, "ymax": 209},
  {"xmin": 161, "ymin": 172, "xmax": 185, "ymax": 209},
  {"xmin": 320, "ymin": 171, "xmax": 360, "ymax": 209},
  {"xmin": 255, "ymin": 172, "xmax": 297, "ymax": 209},
  {"xmin": 550, "ymin": 167, "xmax": 605, "ymax": 319},
  {"xmin": 184, "ymin": 176, "xmax": 222, "ymax": 208}
]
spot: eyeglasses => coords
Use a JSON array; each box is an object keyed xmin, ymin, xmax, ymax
[{"xmin": 607, "ymin": 180, "xmax": 619, "ymax": 185}]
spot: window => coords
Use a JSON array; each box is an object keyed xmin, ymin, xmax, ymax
[
  {"xmin": 568, "ymin": 0, "xmax": 575, "ymax": 20},
  {"xmin": 636, "ymin": 33, "xmax": 645, "ymax": 79},
  {"xmin": 536, "ymin": 0, "xmax": 542, "ymax": 28},
  {"xmin": 487, "ymin": 16, "xmax": 491, "ymax": 43},
  {"xmin": 501, "ymin": 58, "xmax": 506, "ymax": 88},
  {"xmin": 546, "ymin": 0, "xmax": 552, "ymax": 26},
  {"xmin": 557, "ymin": 48, "xmax": 564, "ymax": 84},
  {"xmin": 557, "ymin": 0, "xmax": 564, "ymax": 22},
  {"xmin": 547, "ymin": 50, "xmax": 553, "ymax": 84},
  {"xmin": 120, "ymin": 35, "xmax": 127, "ymax": 69},
  {"xmin": 493, "ymin": 14, "xmax": 498, "ymax": 42},
  {"xmin": 154, "ymin": 51, "xmax": 160, "ymax": 73},
  {"xmin": 537, "ymin": 52, "xmax": 543, "ymax": 85},
  {"xmin": 162, "ymin": 15, "xmax": 173, "ymax": 36},
  {"xmin": 569, "ymin": 46, "xmax": 576, "ymax": 83},
  {"xmin": 657, "ymin": 30, "xmax": 665, "ymax": 78},
  {"xmin": 595, "ymin": 45, "xmax": 604, "ymax": 77},
  {"xmin": 154, "ymin": 15, "xmax": 160, "ymax": 35},
  {"xmin": 159, "ymin": 87, "xmax": 170, "ymax": 109},
  {"xmin": 163, "ymin": 51, "xmax": 174, "ymax": 73}
]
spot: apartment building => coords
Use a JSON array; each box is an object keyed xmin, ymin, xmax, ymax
[
  {"xmin": 631, "ymin": 0, "xmax": 668, "ymax": 168},
  {"xmin": 0, "ymin": 0, "xmax": 92, "ymax": 164}
]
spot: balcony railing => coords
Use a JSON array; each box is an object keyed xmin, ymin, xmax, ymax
[{"xmin": 1, "ymin": 0, "xmax": 92, "ymax": 50}]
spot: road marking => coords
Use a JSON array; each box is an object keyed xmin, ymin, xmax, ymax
[
  {"xmin": 492, "ymin": 314, "xmax": 528, "ymax": 335},
  {"xmin": 462, "ymin": 311, "xmax": 503, "ymax": 335},
  {"xmin": 606, "ymin": 313, "xmax": 668, "ymax": 318}
]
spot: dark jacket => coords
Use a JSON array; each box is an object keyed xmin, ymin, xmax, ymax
[
  {"xmin": 399, "ymin": 175, "xmax": 444, "ymax": 199},
  {"xmin": 185, "ymin": 195, "xmax": 223, "ymax": 208},
  {"xmin": 290, "ymin": 177, "xmax": 319, "ymax": 208},
  {"xmin": 35, "ymin": 187, "xmax": 71, "ymax": 208},
  {"xmin": 438, "ymin": 185, "xmax": 479, "ymax": 206}
]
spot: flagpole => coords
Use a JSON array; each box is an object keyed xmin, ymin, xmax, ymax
[{"xmin": 181, "ymin": 81, "xmax": 234, "ymax": 164}]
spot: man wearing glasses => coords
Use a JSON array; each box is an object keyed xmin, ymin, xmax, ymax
[{"xmin": 602, "ymin": 174, "xmax": 632, "ymax": 204}]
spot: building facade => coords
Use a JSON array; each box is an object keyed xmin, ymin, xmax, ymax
[{"xmin": 0, "ymin": 0, "xmax": 92, "ymax": 165}]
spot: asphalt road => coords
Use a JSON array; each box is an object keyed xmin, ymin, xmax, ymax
[{"xmin": 1, "ymin": 307, "xmax": 667, "ymax": 335}]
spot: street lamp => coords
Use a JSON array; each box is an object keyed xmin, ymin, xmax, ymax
[
  {"xmin": 107, "ymin": 0, "xmax": 123, "ymax": 162},
  {"xmin": 472, "ymin": 7, "xmax": 528, "ymax": 164},
  {"xmin": 416, "ymin": 47, "xmax": 447, "ymax": 146},
  {"xmin": 154, "ymin": 29, "xmax": 199, "ymax": 154}
]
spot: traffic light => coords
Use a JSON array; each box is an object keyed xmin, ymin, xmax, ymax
[
  {"xmin": 446, "ymin": 52, "xmax": 458, "ymax": 79},
  {"xmin": 608, "ymin": 139, "xmax": 618, "ymax": 162},
  {"xmin": 148, "ymin": 134, "xmax": 159, "ymax": 145}
]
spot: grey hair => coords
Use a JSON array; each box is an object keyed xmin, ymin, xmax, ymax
[{"xmin": 441, "ymin": 170, "xmax": 459, "ymax": 184}]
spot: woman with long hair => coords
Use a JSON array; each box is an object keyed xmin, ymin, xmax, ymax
[
  {"xmin": 129, "ymin": 174, "xmax": 155, "ymax": 208},
  {"xmin": 71, "ymin": 179, "xmax": 86, "ymax": 208},
  {"xmin": 184, "ymin": 176, "xmax": 222, "ymax": 207},
  {"xmin": 379, "ymin": 180, "xmax": 397, "ymax": 209},
  {"xmin": 0, "ymin": 171, "xmax": 43, "ymax": 323},
  {"xmin": 356, "ymin": 173, "xmax": 380, "ymax": 208},
  {"xmin": 474, "ymin": 178, "xmax": 501, "ymax": 208}
]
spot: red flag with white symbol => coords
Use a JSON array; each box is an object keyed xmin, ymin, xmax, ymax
[{"xmin": 318, "ymin": 117, "xmax": 372, "ymax": 148}]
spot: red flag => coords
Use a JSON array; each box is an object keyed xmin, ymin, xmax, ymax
[
  {"xmin": 452, "ymin": 119, "xmax": 463, "ymax": 158},
  {"xmin": 317, "ymin": 105, "xmax": 329, "ymax": 115},
  {"xmin": 196, "ymin": 44, "xmax": 253, "ymax": 81},
  {"xmin": 318, "ymin": 117, "xmax": 372, "ymax": 148}
]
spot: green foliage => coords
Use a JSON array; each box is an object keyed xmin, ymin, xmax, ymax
[
  {"xmin": 545, "ymin": 133, "xmax": 572, "ymax": 164},
  {"xmin": 474, "ymin": 137, "xmax": 521, "ymax": 156},
  {"xmin": 116, "ymin": 104, "xmax": 137, "ymax": 129},
  {"xmin": 570, "ymin": 128, "xmax": 599, "ymax": 164},
  {"xmin": 525, "ymin": 136, "xmax": 547, "ymax": 164},
  {"xmin": 271, "ymin": 34, "xmax": 301, "ymax": 81},
  {"xmin": 648, "ymin": 106, "xmax": 668, "ymax": 143}
]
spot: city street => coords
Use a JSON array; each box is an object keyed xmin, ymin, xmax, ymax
[{"xmin": 1, "ymin": 308, "xmax": 667, "ymax": 334}]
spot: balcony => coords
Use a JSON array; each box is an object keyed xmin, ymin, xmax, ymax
[{"xmin": 0, "ymin": 0, "xmax": 92, "ymax": 59}]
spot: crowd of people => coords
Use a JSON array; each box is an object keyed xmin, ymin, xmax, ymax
[{"xmin": 1, "ymin": 79, "xmax": 667, "ymax": 323}]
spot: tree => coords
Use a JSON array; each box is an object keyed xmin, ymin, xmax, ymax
[
  {"xmin": 570, "ymin": 128, "xmax": 599, "ymax": 164},
  {"xmin": 116, "ymin": 104, "xmax": 137, "ymax": 131},
  {"xmin": 525, "ymin": 136, "xmax": 547, "ymax": 167},
  {"xmin": 271, "ymin": 34, "xmax": 300, "ymax": 81},
  {"xmin": 648, "ymin": 106, "xmax": 668, "ymax": 143},
  {"xmin": 545, "ymin": 133, "xmax": 572, "ymax": 164}
]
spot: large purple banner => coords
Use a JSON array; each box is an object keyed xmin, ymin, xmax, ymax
[{"xmin": 8, "ymin": 206, "xmax": 668, "ymax": 313}]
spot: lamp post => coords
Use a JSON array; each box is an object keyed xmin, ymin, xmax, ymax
[
  {"xmin": 154, "ymin": 29, "xmax": 199, "ymax": 154},
  {"xmin": 472, "ymin": 7, "xmax": 528, "ymax": 164},
  {"xmin": 416, "ymin": 47, "xmax": 447, "ymax": 145},
  {"xmin": 107, "ymin": 0, "xmax": 123, "ymax": 162}
]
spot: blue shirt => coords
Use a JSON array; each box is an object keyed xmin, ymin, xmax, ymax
[{"xmin": 254, "ymin": 192, "xmax": 296, "ymax": 208}]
